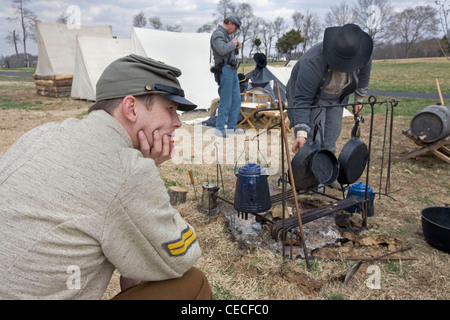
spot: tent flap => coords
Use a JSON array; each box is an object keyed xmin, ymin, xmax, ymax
[{"xmin": 131, "ymin": 27, "xmax": 218, "ymax": 110}]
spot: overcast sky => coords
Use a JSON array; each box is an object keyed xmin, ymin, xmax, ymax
[{"xmin": 0, "ymin": 0, "xmax": 435, "ymax": 57}]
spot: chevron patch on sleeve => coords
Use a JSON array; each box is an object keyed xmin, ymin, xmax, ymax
[{"xmin": 163, "ymin": 226, "xmax": 197, "ymax": 256}]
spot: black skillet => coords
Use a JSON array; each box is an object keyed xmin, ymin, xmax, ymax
[{"xmin": 337, "ymin": 114, "xmax": 368, "ymax": 185}]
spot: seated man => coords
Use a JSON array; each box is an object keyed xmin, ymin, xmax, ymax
[{"xmin": 0, "ymin": 54, "xmax": 212, "ymax": 300}]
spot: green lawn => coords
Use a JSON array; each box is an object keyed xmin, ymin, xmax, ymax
[
  {"xmin": 370, "ymin": 58, "xmax": 450, "ymax": 93},
  {"xmin": 1, "ymin": 58, "xmax": 448, "ymax": 117}
]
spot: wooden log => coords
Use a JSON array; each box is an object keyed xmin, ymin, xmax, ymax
[
  {"xmin": 34, "ymin": 79, "xmax": 73, "ymax": 87},
  {"xmin": 54, "ymin": 74, "xmax": 73, "ymax": 81},
  {"xmin": 33, "ymin": 74, "xmax": 73, "ymax": 81},
  {"xmin": 168, "ymin": 186, "xmax": 188, "ymax": 205}
]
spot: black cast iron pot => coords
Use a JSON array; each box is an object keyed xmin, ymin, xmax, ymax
[
  {"xmin": 421, "ymin": 206, "xmax": 450, "ymax": 254},
  {"xmin": 291, "ymin": 125, "xmax": 339, "ymax": 191}
]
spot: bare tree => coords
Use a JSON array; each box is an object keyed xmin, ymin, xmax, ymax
[
  {"xmin": 292, "ymin": 10, "xmax": 322, "ymax": 54},
  {"xmin": 214, "ymin": 0, "xmax": 236, "ymax": 22},
  {"xmin": 435, "ymin": 0, "xmax": 450, "ymax": 58},
  {"xmin": 325, "ymin": 0, "xmax": 355, "ymax": 27},
  {"xmin": 273, "ymin": 16, "xmax": 287, "ymax": 59},
  {"xmin": 234, "ymin": 3, "xmax": 255, "ymax": 60},
  {"xmin": 165, "ymin": 24, "xmax": 182, "ymax": 32},
  {"xmin": 352, "ymin": 0, "xmax": 394, "ymax": 46},
  {"xmin": 197, "ymin": 23, "xmax": 215, "ymax": 33},
  {"xmin": 133, "ymin": 10, "xmax": 147, "ymax": 28},
  {"xmin": 56, "ymin": 12, "xmax": 68, "ymax": 24},
  {"xmin": 148, "ymin": 16, "xmax": 182, "ymax": 32},
  {"xmin": 390, "ymin": 5, "xmax": 439, "ymax": 58},
  {"xmin": 273, "ymin": 16, "xmax": 287, "ymax": 40},
  {"xmin": 5, "ymin": 30, "xmax": 21, "ymax": 56},
  {"xmin": 248, "ymin": 17, "xmax": 264, "ymax": 59},
  {"xmin": 260, "ymin": 21, "xmax": 276, "ymax": 58},
  {"xmin": 148, "ymin": 16, "xmax": 163, "ymax": 30},
  {"xmin": 7, "ymin": 0, "xmax": 38, "ymax": 67}
]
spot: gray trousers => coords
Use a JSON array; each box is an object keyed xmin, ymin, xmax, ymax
[{"xmin": 307, "ymin": 97, "xmax": 344, "ymax": 154}]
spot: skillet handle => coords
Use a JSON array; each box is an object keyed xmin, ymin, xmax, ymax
[
  {"xmin": 351, "ymin": 115, "xmax": 361, "ymax": 138},
  {"xmin": 313, "ymin": 122, "xmax": 325, "ymax": 147}
]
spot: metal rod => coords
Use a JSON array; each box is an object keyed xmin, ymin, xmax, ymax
[
  {"xmin": 386, "ymin": 100, "xmax": 395, "ymax": 195},
  {"xmin": 213, "ymin": 193, "xmax": 234, "ymax": 206},
  {"xmin": 379, "ymin": 101, "xmax": 389, "ymax": 200},
  {"xmin": 281, "ymin": 105, "xmax": 286, "ymax": 259},
  {"xmin": 253, "ymin": 97, "xmax": 387, "ymax": 115},
  {"xmin": 276, "ymin": 84, "xmax": 311, "ymax": 270},
  {"xmin": 363, "ymin": 97, "xmax": 377, "ymax": 226}
]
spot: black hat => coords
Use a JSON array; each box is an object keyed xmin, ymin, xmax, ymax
[
  {"xmin": 253, "ymin": 53, "xmax": 267, "ymax": 68},
  {"xmin": 323, "ymin": 24, "xmax": 373, "ymax": 72}
]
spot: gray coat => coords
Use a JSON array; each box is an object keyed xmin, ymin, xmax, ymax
[
  {"xmin": 286, "ymin": 42, "xmax": 372, "ymax": 132},
  {"xmin": 210, "ymin": 25, "xmax": 238, "ymax": 68},
  {"xmin": 0, "ymin": 111, "xmax": 201, "ymax": 299}
]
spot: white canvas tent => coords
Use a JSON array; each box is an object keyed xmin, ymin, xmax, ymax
[
  {"xmin": 267, "ymin": 65, "xmax": 293, "ymax": 87},
  {"xmin": 34, "ymin": 21, "xmax": 113, "ymax": 97},
  {"xmin": 35, "ymin": 21, "xmax": 113, "ymax": 77},
  {"xmin": 71, "ymin": 37, "xmax": 131, "ymax": 101},
  {"xmin": 131, "ymin": 27, "xmax": 218, "ymax": 110}
]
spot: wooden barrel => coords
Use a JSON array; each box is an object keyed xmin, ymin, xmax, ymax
[{"xmin": 410, "ymin": 105, "xmax": 450, "ymax": 143}]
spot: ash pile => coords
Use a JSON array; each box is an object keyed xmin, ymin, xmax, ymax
[{"xmin": 211, "ymin": 193, "xmax": 350, "ymax": 258}]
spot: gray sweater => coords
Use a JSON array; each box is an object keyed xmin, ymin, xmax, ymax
[
  {"xmin": 0, "ymin": 111, "xmax": 201, "ymax": 299},
  {"xmin": 286, "ymin": 42, "xmax": 372, "ymax": 133},
  {"xmin": 210, "ymin": 25, "xmax": 238, "ymax": 68}
]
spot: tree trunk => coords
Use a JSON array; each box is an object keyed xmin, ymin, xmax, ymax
[
  {"xmin": 168, "ymin": 186, "xmax": 188, "ymax": 205},
  {"xmin": 13, "ymin": 30, "xmax": 19, "ymax": 56},
  {"xmin": 21, "ymin": 14, "xmax": 29, "ymax": 67}
]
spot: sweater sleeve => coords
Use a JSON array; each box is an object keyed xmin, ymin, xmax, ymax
[
  {"xmin": 211, "ymin": 30, "xmax": 236, "ymax": 57},
  {"xmin": 101, "ymin": 149, "xmax": 201, "ymax": 281},
  {"xmin": 288, "ymin": 51, "xmax": 327, "ymax": 134},
  {"xmin": 355, "ymin": 58, "xmax": 372, "ymax": 102}
]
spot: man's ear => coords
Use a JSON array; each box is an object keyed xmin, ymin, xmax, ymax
[{"xmin": 121, "ymin": 95, "xmax": 138, "ymax": 123}]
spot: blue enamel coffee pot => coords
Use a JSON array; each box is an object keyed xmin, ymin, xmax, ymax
[{"xmin": 234, "ymin": 162, "xmax": 272, "ymax": 214}]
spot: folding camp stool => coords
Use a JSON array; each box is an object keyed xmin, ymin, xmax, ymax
[
  {"xmin": 238, "ymin": 88, "xmax": 272, "ymax": 131},
  {"xmin": 262, "ymin": 110, "xmax": 292, "ymax": 133}
]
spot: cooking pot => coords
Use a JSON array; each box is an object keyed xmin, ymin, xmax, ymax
[
  {"xmin": 234, "ymin": 162, "xmax": 272, "ymax": 214},
  {"xmin": 421, "ymin": 206, "xmax": 450, "ymax": 253},
  {"xmin": 291, "ymin": 124, "xmax": 339, "ymax": 191},
  {"xmin": 337, "ymin": 115, "xmax": 368, "ymax": 185}
]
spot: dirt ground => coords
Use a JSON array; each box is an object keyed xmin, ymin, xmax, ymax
[{"xmin": 1, "ymin": 83, "xmax": 449, "ymax": 300}]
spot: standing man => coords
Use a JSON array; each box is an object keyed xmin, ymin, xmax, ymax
[
  {"xmin": 210, "ymin": 14, "xmax": 243, "ymax": 137},
  {"xmin": 286, "ymin": 24, "xmax": 373, "ymax": 155},
  {"xmin": 0, "ymin": 54, "xmax": 212, "ymax": 300}
]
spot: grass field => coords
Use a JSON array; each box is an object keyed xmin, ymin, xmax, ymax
[
  {"xmin": 0, "ymin": 57, "xmax": 449, "ymax": 301},
  {"xmin": 238, "ymin": 57, "xmax": 449, "ymax": 117}
]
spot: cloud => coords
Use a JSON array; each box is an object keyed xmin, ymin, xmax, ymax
[{"xmin": 0, "ymin": 0, "xmax": 434, "ymax": 57}]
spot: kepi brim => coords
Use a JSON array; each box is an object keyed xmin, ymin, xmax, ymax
[{"xmin": 163, "ymin": 94, "xmax": 197, "ymax": 112}]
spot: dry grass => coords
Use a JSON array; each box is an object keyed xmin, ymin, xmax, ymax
[{"xmin": 1, "ymin": 82, "xmax": 449, "ymax": 301}]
